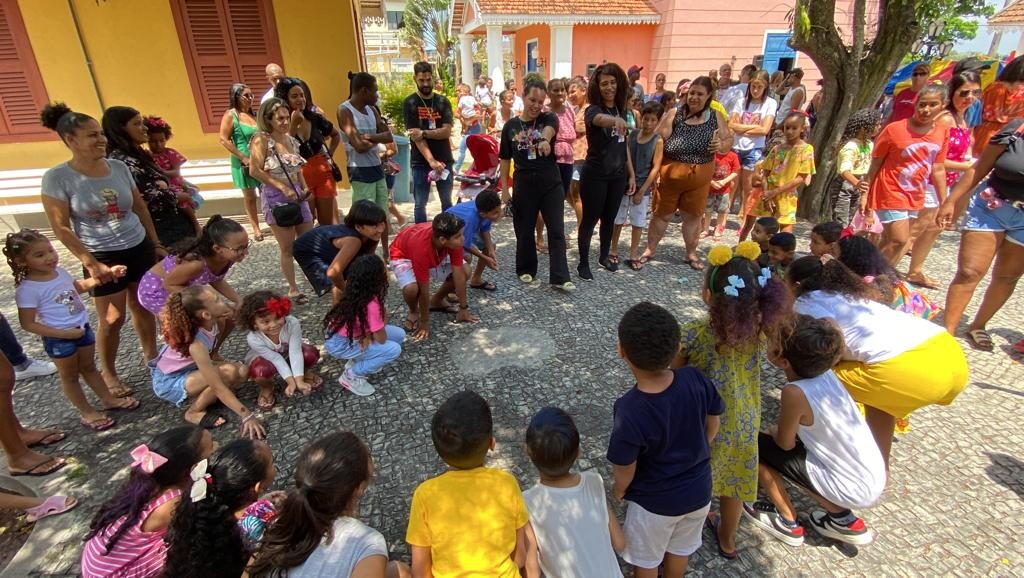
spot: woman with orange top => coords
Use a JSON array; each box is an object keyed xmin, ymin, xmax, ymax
[{"xmin": 973, "ymin": 56, "xmax": 1024, "ymax": 158}]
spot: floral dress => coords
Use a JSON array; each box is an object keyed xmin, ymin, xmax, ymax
[
  {"xmin": 681, "ymin": 318, "xmax": 762, "ymax": 501},
  {"xmin": 945, "ymin": 126, "xmax": 972, "ymax": 188},
  {"xmin": 108, "ymin": 149, "xmax": 193, "ymax": 245},
  {"xmin": 752, "ymin": 142, "xmax": 815, "ymax": 226},
  {"xmin": 260, "ymin": 134, "xmax": 311, "ymax": 226}
]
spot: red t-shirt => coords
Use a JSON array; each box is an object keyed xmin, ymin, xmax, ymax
[
  {"xmin": 869, "ymin": 119, "xmax": 948, "ymax": 211},
  {"xmin": 710, "ymin": 151, "xmax": 740, "ymax": 195},
  {"xmin": 889, "ymin": 88, "xmax": 918, "ymax": 123},
  {"xmin": 389, "ymin": 223, "xmax": 464, "ymax": 283}
]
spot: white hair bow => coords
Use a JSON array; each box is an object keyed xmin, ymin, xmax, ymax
[{"xmin": 189, "ymin": 459, "xmax": 211, "ymax": 502}]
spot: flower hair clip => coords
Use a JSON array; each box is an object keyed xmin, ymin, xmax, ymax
[
  {"xmin": 130, "ymin": 444, "xmax": 168, "ymax": 474},
  {"xmin": 262, "ymin": 296, "xmax": 292, "ymax": 318},
  {"xmin": 723, "ymin": 275, "xmax": 746, "ymax": 297},
  {"xmin": 189, "ymin": 459, "xmax": 213, "ymax": 502}
]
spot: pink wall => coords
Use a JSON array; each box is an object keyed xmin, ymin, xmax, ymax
[
  {"xmin": 512, "ymin": 25, "xmax": 550, "ymax": 87},
  {"xmin": 572, "ymin": 25, "xmax": 656, "ymax": 86}
]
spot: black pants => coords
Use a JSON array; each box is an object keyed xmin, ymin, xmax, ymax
[
  {"xmin": 578, "ymin": 169, "xmax": 627, "ymax": 267},
  {"xmin": 512, "ymin": 172, "xmax": 570, "ymax": 284}
]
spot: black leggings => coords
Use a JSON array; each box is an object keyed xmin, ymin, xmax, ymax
[
  {"xmin": 578, "ymin": 170, "xmax": 628, "ymax": 266},
  {"xmin": 512, "ymin": 172, "xmax": 570, "ymax": 284}
]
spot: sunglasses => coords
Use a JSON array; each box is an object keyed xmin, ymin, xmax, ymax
[
  {"xmin": 957, "ymin": 89, "xmax": 982, "ymax": 97},
  {"xmin": 912, "ymin": 72, "xmax": 929, "ymax": 77}
]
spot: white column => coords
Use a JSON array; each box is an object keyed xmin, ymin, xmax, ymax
[
  {"xmin": 550, "ymin": 25, "xmax": 573, "ymax": 79},
  {"xmin": 486, "ymin": 24, "xmax": 505, "ymax": 93},
  {"xmin": 460, "ymin": 33, "xmax": 474, "ymax": 86}
]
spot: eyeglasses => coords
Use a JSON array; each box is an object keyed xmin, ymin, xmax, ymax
[
  {"xmin": 241, "ymin": 93, "xmax": 254, "ymax": 99},
  {"xmin": 912, "ymin": 72, "xmax": 929, "ymax": 77},
  {"xmin": 223, "ymin": 240, "xmax": 253, "ymax": 254},
  {"xmin": 957, "ymin": 89, "xmax": 982, "ymax": 97}
]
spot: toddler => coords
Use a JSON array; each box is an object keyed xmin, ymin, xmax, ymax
[
  {"xmin": 831, "ymin": 109, "xmax": 879, "ymax": 227},
  {"xmin": 238, "ymin": 290, "xmax": 322, "ymax": 410},
  {"xmin": 524, "ymin": 407, "xmax": 625, "ymax": 578},
  {"xmin": 750, "ymin": 216, "xmax": 780, "ymax": 267},
  {"xmin": 704, "ymin": 149, "xmax": 740, "ymax": 241},
  {"xmin": 144, "ymin": 116, "xmax": 202, "ymax": 236},
  {"xmin": 612, "ymin": 102, "xmax": 664, "ymax": 271},
  {"xmin": 744, "ymin": 314, "xmax": 885, "ymax": 547},
  {"xmin": 407, "ymin": 390, "xmax": 538, "ymax": 577},
  {"xmin": 5, "ymin": 230, "xmax": 139, "ymax": 431},
  {"xmin": 609, "ymin": 302, "xmax": 722, "ymax": 577}
]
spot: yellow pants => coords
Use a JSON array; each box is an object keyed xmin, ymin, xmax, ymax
[{"xmin": 834, "ymin": 332, "xmax": 968, "ymax": 419}]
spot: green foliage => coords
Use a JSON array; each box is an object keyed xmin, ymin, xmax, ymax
[
  {"xmin": 402, "ymin": 0, "xmax": 456, "ymax": 91},
  {"xmin": 379, "ymin": 73, "xmax": 416, "ymax": 134},
  {"xmin": 914, "ymin": 0, "xmax": 994, "ymax": 52}
]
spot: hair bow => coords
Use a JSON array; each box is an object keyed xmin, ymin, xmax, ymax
[
  {"xmin": 757, "ymin": 267, "xmax": 772, "ymax": 288},
  {"xmin": 130, "ymin": 444, "xmax": 168, "ymax": 474},
  {"xmin": 820, "ymin": 253, "xmax": 835, "ymax": 265},
  {"xmin": 189, "ymin": 459, "xmax": 213, "ymax": 502},
  {"xmin": 263, "ymin": 296, "xmax": 292, "ymax": 318},
  {"xmin": 863, "ymin": 275, "xmax": 876, "ymax": 284},
  {"xmin": 723, "ymin": 274, "xmax": 746, "ymax": 297},
  {"xmin": 840, "ymin": 226, "xmax": 855, "ymax": 240}
]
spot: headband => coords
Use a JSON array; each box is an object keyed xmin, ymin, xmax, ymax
[{"xmin": 707, "ymin": 241, "xmax": 770, "ymax": 297}]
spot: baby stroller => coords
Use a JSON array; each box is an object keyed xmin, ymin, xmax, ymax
[{"xmin": 455, "ymin": 133, "xmax": 500, "ymax": 202}]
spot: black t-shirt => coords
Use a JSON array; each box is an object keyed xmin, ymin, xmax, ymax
[
  {"xmin": 498, "ymin": 112, "xmax": 561, "ymax": 181},
  {"xmin": 402, "ymin": 92, "xmax": 455, "ymax": 167},
  {"xmin": 584, "ymin": 104, "xmax": 628, "ymax": 178},
  {"xmin": 988, "ymin": 118, "xmax": 1024, "ymax": 200}
]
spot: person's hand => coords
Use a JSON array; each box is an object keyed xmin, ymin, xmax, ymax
[
  {"xmin": 359, "ymin": 334, "xmax": 373, "ymax": 351},
  {"xmin": 241, "ymin": 156, "xmax": 251, "ymax": 167},
  {"xmin": 627, "ymin": 180, "xmax": 637, "ymax": 197},
  {"xmin": 154, "ymin": 244, "xmax": 169, "ymax": 258},
  {"xmin": 294, "ymin": 377, "xmax": 311, "ymax": 396},
  {"xmin": 936, "ymin": 200, "xmax": 955, "ymax": 228},
  {"xmin": 240, "ymin": 415, "xmax": 266, "ymax": 440},
  {"xmin": 708, "ymin": 133, "xmax": 722, "ymax": 153},
  {"xmin": 299, "ymin": 188, "xmax": 311, "ymax": 201},
  {"xmin": 156, "ymin": 180, "xmax": 169, "ymax": 190},
  {"xmin": 407, "ymin": 128, "xmax": 423, "ymax": 141},
  {"xmin": 482, "ymin": 255, "xmax": 498, "ymax": 269},
  {"xmin": 455, "ymin": 308, "xmax": 479, "ymax": 324},
  {"xmin": 176, "ymin": 191, "xmax": 193, "ymax": 203},
  {"xmin": 84, "ymin": 260, "xmax": 115, "ymax": 284},
  {"xmin": 856, "ymin": 179, "xmax": 869, "ymax": 194},
  {"xmin": 632, "ymin": 191, "xmax": 644, "ymax": 205},
  {"xmin": 763, "ymin": 188, "xmax": 776, "ymax": 200},
  {"xmin": 413, "ymin": 326, "xmax": 430, "ymax": 341},
  {"xmin": 613, "ymin": 117, "xmax": 628, "ymax": 134},
  {"xmin": 260, "ymin": 490, "xmax": 288, "ymax": 509},
  {"xmin": 110, "ymin": 265, "xmax": 128, "ymax": 279},
  {"xmin": 429, "ymin": 159, "xmax": 446, "ymax": 173},
  {"xmin": 63, "ymin": 326, "xmax": 86, "ymax": 340},
  {"xmin": 537, "ymin": 140, "xmax": 552, "ymax": 157},
  {"xmin": 863, "ymin": 210, "xmax": 875, "ymax": 229}
]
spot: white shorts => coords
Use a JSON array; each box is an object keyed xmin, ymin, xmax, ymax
[
  {"xmin": 622, "ymin": 501, "xmax": 711, "ymax": 569},
  {"xmin": 924, "ymin": 184, "xmax": 939, "ymax": 209},
  {"xmin": 390, "ymin": 257, "xmax": 452, "ymax": 289},
  {"xmin": 615, "ymin": 194, "xmax": 650, "ymax": 228}
]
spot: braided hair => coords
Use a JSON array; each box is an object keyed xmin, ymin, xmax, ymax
[{"xmin": 3, "ymin": 229, "xmax": 48, "ymax": 286}]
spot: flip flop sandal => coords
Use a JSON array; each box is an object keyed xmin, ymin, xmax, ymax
[
  {"xmin": 705, "ymin": 514, "xmax": 738, "ymax": 560},
  {"xmin": 108, "ymin": 384, "xmax": 135, "ymax": 398},
  {"xmin": 627, "ymin": 259, "xmax": 643, "ymax": 271},
  {"xmin": 197, "ymin": 412, "xmax": 227, "ymax": 430},
  {"xmin": 966, "ymin": 328, "xmax": 994, "ymax": 352},
  {"xmin": 9, "ymin": 456, "xmax": 67, "ymax": 477},
  {"xmin": 403, "ymin": 316, "xmax": 419, "ymax": 332},
  {"xmin": 428, "ymin": 302, "xmax": 459, "ymax": 314},
  {"xmin": 27, "ymin": 429, "xmax": 65, "ymax": 448},
  {"xmin": 25, "ymin": 495, "xmax": 78, "ymax": 523},
  {"xmin": 308, "ymin": 375, "xmax": 324, "ymax": 392},
  {"xmin": 80, "ymin": 416, "xmax": 115, "ymax": 431},
  {"xmin": 104, "ymin": 397, "xmax": 140, "ymax": 412},
  {"xmin": 470, "ymin": 281, "xmax": 497, "ymax": 291},
  {"xmin": 638, "ymin": 255, "xmax": 653, "ymax": 265},
  {"xmin": 287, "ymin": 293, "xmax": 309, "ymax": 305},
  {"xmin": 1014, "ymin": 339, "xmax": 1024, "ymax": 355},
  {"xmin": 688, "ymin": 259, "xmax": 706, "ymax": 271}
]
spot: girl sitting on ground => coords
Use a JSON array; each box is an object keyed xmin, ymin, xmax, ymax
[
  {"xmin": 80, "ymin": 425, "xmax": 213, "ymax": 578},
  {"xmin": 144, "ymin": 116, "xmax": 202, "ymax": 236},
  {"xmin": 151, "ymin": 285, "xmax": 266, "ymax": 439},
  {"xmin": 162, "ymin": 438, "xmax": 278, "ymax": 578},
  {"xmin": 5, "ymin": 230, "xmax": 139, "ymax": 432},
  {"xmin": 238, "ymin": 290, "xmax": 322, "ymax": 411}
]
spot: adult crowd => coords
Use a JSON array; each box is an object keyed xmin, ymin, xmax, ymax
[{"xmin": 0, "ymin": 52, "xmax": 1016, "ymax": 577}]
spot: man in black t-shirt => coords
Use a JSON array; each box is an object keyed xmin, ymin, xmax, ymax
[{"xmin": 403, "ymin": 61, "xmax": 456, "ymax": 223}]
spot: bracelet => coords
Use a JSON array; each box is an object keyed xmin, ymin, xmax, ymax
[{"xmin": 241, "ymin": 413, "xmax": 256, "ymax": 424}]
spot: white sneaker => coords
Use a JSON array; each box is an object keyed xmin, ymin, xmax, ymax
[
  {"xmin": 339, "ymin": 370, "xmax": 375, "ymax": 396},
  {"xmin": 553, "ymin": 281, "xmax": 576, "ymax": 292},
  {"xmin": 344, "ymin": 359, "xmax": 354, "ymax": 371},
  {"xmin": 15, "ymin": 359, "xmax": 57, "ymax": 381}
]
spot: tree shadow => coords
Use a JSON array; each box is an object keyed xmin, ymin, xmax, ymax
[{"xmin": 985, "ymin": 452, "xmax": 1024, "ymax": 500}]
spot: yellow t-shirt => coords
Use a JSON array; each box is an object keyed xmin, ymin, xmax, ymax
[{"xmin": 406, "ymin": 467, "xmax": 529, "ymax": 577}]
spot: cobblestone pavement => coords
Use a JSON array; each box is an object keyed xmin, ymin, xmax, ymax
[{"xmin": 1, "ymin": 196, "xmax": 1022, "ymax": 577}]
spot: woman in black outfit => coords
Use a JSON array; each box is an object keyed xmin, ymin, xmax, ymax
[
  {"xmin": 103, "ymin": 106, "xmax": 194, "ymax": 247},
  {"xmin": 498, "ymin": 77, "xmax": 575, "ymax": 292},
  {"xmin": 577, "ymin": 63, "xmax": 635, "ymax": 280}
]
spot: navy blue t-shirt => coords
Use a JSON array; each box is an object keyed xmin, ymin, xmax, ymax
[{"xmin": 607, "ymin": 367, "xmax": 725, "ymax": 516}]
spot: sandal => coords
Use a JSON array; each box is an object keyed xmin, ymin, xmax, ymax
[
  {"xmin": 108, "ymin": 383, "xmax": 135, "ymax": 398},
  {"xmin": 9, "ymin": 456, "xmax": 67, "ymax": 477},
  {"xmin": 193, "ymin": 411, "xmax": 227, "ymax": 430},
  {"xmin": 638, "ymin": 254, "xmax": 653, "ymax": 265},
  {"xmin": 705, "ymin": 514, "xmax": 738, "ymax": 560},
  {"xmin": 257, "ymin": 394, "xmax": 276, "ymax": 411},
  {"xmin": 1014, "ymin": 339, "xmax": 1024, "ymax": 355},
  {"xmin": 608, "ymin": 254, "xmax": 620, "ymax": 265},
  {"xmin": 287, "ymin": 292, "xmax": 309, "ymax": 305},
  {"xmin": 25, "ymin": 495, "xmax": 78, "ymax": 523},
  {"xmin": 80, "ymin": 416, "xmax": 115, "ymax": 431},
  {"xmin": 403, "ymin": 315, "xmax": 419, "ymax": 332},
  {"xmin": 307, "ymin": 375, "xmax": 324, "ymax": 392},
  {"xmin": 966, "ymin": 328, "xmax": 994, "ymax": 352},
  {"xmin": 26, "ymin": 429, "xmax": 65, "ymax": 448},
  {"xmin": 687, "ymin": 258, "xmax": 706, "ymax": 271},
  {"xmin": 428, "ymin": 300, "xmax": 459, "ymax": 314},
  {"xmin": 470, "ymin": 280, "xmax": 497, "ymax": 291},
  {"xmin": 103, "ymin": 397, "xmax": 140, "ymax": 411},
  {"xmin": 253, "ymin": 232, "xmax": 265, "ymax": 242}
]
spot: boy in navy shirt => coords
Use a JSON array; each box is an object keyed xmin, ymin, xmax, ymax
[
  {"xmin": 445, "ymin": 190, "xmax": 503, "ymax": 291},
  {"xmin": 608, "ymin": 302, "xmax": 723, "ymax": 578}
]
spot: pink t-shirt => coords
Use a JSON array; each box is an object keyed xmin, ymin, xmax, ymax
[
  {"xmin": 80, "ymin": 489, "xmax": 181, "ymax": 578},
  {"xmin": 335, "ymin": 297, "xmax": 385, "ymax": 339},
  {"xmin": 549, "ymin": 105, "xmax": 577, "ymax": 165}
]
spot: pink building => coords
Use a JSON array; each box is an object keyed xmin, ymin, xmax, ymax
[{"xmin": 451, "ymin": 0, "xmax": 851, "ymax": 97}]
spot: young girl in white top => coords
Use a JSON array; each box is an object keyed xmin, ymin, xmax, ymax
[
  {"xmin": 246, "ymin": 431, "xmax": 410, "ymax": 578},
  {"xmin": 744, "ymin": 314, "xmax": 885, "ymax": 548},
  {"xmin": 5, "ymin": 230, "xmax": 139, "ymax": 431},
  {"xmin": 238, "ymin": 290, "xmax": 322, "ymax": 412}
]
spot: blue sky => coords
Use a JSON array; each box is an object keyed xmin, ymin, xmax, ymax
[{"xmin": 955, "ymin": 0, "xmax": 1020, "ymax": 54}]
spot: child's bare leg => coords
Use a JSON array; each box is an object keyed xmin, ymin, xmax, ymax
[
  {"xmin": 629, "ymin": 226, "xmax": 643, "ymax": 260},
  {"xmin": 717, "ymin": 496, "xmax": 742, "ymax": 553},
  {"xmin": 211, "ymin": 317, "xmax": 234, "ymax": 358},
  {"xmin": 471, "ymin": 259, "xmax": 488, "ymax": 286},
  {"xmin": 401, "ymin": 283, "xmax": 421, "ymax": 326},
  {"xmin": 716, "ymin": 211, "xmax": 728, "ymax": 233},
  {"xmin": 864, "ymin": 406, "xmax": 896, "ymax": 472},
  {"xmin": 661, "ymin": 553, "xmax": 690, "ymax": 578},
  {"xmin": 53, "ymin": 355, "xmax": 107, "ymax": 423},
  {"xmin": 386, "ymin": 561, "xmax": 412, "ymax": 578},
  {"xmin": 738, "ymin": 215, "xmax": 756, "ymax": 241},
  {"xmin": 611, "ymin": 224, "xmax": 623, "ymax": 258},
  {"xmin": 701, "ymin": 213, "xmax": 712, "ymax": 236},
  {"xmin": 256, "ymin": 377, "xmax": 277, "ymax": 401},
  {"xmin": 78, "ymin": 346, "xmax": 136, "ymax": 411},
  {"xmin": 535, "ymin": 215, "xmax": 547, "ymax": 251},
  {"xmin": 758, "ymin": 463, "xmax": 799, "ymax": 521}
]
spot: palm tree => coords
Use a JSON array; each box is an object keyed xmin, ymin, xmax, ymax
[{"xmin": 401, "ymin": 0, "xmax": 456, "ymax": 91}]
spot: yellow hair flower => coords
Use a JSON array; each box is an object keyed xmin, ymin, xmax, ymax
[
  {"xmin": 735, "ymin": 240, "xmax": 762, "ymax": 262},
  {"xmin": 707, "ymin": 245, "xmax": 733, "ymax": 267}
]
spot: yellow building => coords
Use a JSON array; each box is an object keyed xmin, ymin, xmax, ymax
[{"xmin": 0, "ymin": 0, "xmax": 364, "ymax": 169}]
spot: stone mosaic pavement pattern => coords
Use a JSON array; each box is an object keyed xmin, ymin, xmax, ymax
[{"xmin": 1, "ymin": 197, "xmax": 1023, "ymax": 577}]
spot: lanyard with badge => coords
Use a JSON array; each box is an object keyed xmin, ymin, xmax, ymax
[
  {"xmin": 419, "ymin": 94, "xmax": 436, "ymax": 130},
  {"xmin": 605, "ymin": 106, "xmax": 625, "ymax": 143},
  {"xmin": 519, "ymin": 117, "xmax": 540, "ymax": 160}
]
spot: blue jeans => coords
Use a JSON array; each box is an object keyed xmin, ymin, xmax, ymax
[
  {"xmin": 455, "ymin": 123, "xmax": 483, "ymax": 172},
  {"xmin": 0, "ymin": 314, "xmax": 27, "ymax": 367},
  {"xmin": 412, "ymin": 165, "xmax": 454, "ymax": 223},
  {"xmin": 324, "ymin": 325, "xmax": 405, "ymax": 376}
]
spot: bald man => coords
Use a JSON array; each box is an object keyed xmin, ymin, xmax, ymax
[{"xmin": 262, "ymin": 63, "xmax": 285, "ymax": 103}]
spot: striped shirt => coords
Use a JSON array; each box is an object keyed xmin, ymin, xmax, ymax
[{"xmin": 80, "ymin": 489, "xmax": 181, "ymax": 578}]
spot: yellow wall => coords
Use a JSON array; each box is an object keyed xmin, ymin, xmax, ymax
[{"xmin": 1, "ymin": 0, "xmax": 362, "ymax": 171}]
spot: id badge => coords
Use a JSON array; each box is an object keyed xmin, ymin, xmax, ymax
[
  {"xmin": 527, "ymin": 146, "xmax": 537, "ymax": 160},
  {"xmin": 617, "ymin": 131, "xmax": 626, "ymax": 143},
  {"xmin": 427, "ymin": 118, "xmax": 436, "ymax": 130}
]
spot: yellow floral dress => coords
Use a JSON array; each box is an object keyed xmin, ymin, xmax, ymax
[
  {"xmin": 681, "ymin": 318, "xmax": 762, "ymax": 501},
  {"xmin": 752, "ymin": 141, "xmax": 815, "ymax": 225}
]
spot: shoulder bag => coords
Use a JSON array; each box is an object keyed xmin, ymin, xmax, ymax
[{"xmin": 269, "ymin": 140, "xmax": 308, "ymax": 227}]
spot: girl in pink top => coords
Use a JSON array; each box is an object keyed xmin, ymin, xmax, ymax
[
  {"xmin": 144, "ymin": 116, "xmax": 202, "ymax": 236},
  {"xmin": 81, "ymin": 425, "xmax": 213, "ymax": 578},
  {"xmin": 536, "ymin": 78, "xmax": 579, "ymax": 252}
]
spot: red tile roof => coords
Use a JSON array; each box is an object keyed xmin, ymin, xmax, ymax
[
  {"xmin": 989, "ymin": 0, "xmax": 1024, "ymax": 26},
  {"xmin": 474, "ymin": 0, "xmax": 657, "ymax": 17}
]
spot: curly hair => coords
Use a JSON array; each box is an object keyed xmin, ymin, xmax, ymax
[
  {"xmin": 837, "ymin": 236, "xmax": 899, "ymax": 303},
  {"xmin": 618, "ymin": 301, "xmax": 681, "ymax": 370},
  {"xmin": 237, "ymin": 290, "xmax": 285, "ymax": 331},
  {"xmin": 706, "ymin": 256, "xmax": 793, "ymax": 350},
  {"xmin": 161, "ymin": 285, "xmax": 212, "ymax": 356},
  {"xmin": 323, "ymin": 255, "xmax": 388, "ymax": 342},
  {"xmin": 85, "ymin": 426, "xmax": 205, "ymax": 554},
  {"xmin": 788, "ymin": 255, "xmax": 881, "ymax": 302},
  {"xmin": 247, "ymin": 432, "xmax": 371, "ymax": 577},
  {"xmin": 169, "ymin": 215, "xmax": 244, "ymax": 261},
  {"xmin": 142, "ymin": 116, "xmax": 173, "ymax": 140},
  {"xmin": 162, "ymin": 439, "xmax": 271, "ymax": 578},
  {"xmin": 841, "ymin": 108, "xmax": 881, "ymax": 141},
  {"xmin": 587, "ymin": 63, "xmax": 629, "ymax": 112},
  {"xmin": 3, "ymin": 229, "xmax": 48, "ymax": 286}
]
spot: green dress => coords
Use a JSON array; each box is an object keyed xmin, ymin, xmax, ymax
[
  {"xmin": 681, "ymin": 317, "xmax": 762, "ymax": 501},
  {"xmin": 230, "ymin": 110, "xmax": 261, "ymax": 189}
]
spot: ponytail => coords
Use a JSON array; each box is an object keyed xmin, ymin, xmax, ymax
[
  {"xmin": 170, "ymin": 215, "xmax": 244, "ymax": 260},
  {"xmin": 160, "ymin": 286, "xmax": 208, "ymax": 356}
]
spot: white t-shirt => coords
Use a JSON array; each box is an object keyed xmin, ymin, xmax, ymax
[
  {"xmin": 793, "ymin": 290, "xmax": 943, "ymax": 364},
  {"xmin": 720, "ymin": 83, "xmax": 748, "ymax": 118},
  {"xmin": 261, "ymin": 86, "xmax": 275, "ymax": 104},
  {"xmin": 793, "ymin": 370, "xmax": 886, "ymax": 509},
  {"xmin": 522, "ymin": 471, "xmax": 624, "ymax": 578},
  {"xmin": 475, "ymin": 85, "xmax": 493, "ymax": 107},
  {"xmin": 15, "ymin": 267, "xmax": 89, "ymax": 330},
  {"xmin": 457, "ymin": 95, "xmax": 480, "ymax": 121},
  {"xmin": 285, "ymin": 517, "xmax": 388, "ymax": 578},
  {"xmin": 731, "ymin": 97, "xmax": 779, "ymax": 151},
  {"xmin": 512, "ymin": 94, "xmax": 524, "ymax": 116}
]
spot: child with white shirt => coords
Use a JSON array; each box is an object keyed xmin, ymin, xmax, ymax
[
  {"xmin": 238, "ymin": 290, "xmax": 322, "ymax": 411},
  {"xmin": 523, "ymin": 407, "xmax": 625, "ymax": 578}
]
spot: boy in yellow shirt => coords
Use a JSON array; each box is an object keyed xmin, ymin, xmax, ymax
[{"xmin": 407, "ymin": 390, "xmax": 539, "ymax": 577}]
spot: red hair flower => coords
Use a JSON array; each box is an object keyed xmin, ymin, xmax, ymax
[{"xmin": 262, "ymin": 296, "xmax": 292, "ymax": 318}]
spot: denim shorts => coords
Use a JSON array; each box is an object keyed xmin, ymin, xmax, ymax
[
  {"xmin": 877, "ymin": 209, "xmax": 918, "ymax": 223},
  {"xmin": 42, "ymin": 323, "xmax": 96, "ymax": 359},
  {"xmin": 962, "ymin": 182, "xmax": 1024, "ymax": 246},
  {"xmin": 734, "ymin": 147, "xmax": 764, "ymax": 171},
  {"xmin": 149, "ymin": 359, "xmax": 191, "ymax": 406}
]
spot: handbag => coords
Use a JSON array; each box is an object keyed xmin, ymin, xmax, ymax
[
  {"xmin": 322, "ymin": 143, "xmax": 343, "ymax": 182},
  {"xmin": 270, "ymin": 143, "xmax": 307, "ymax": 227}
]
